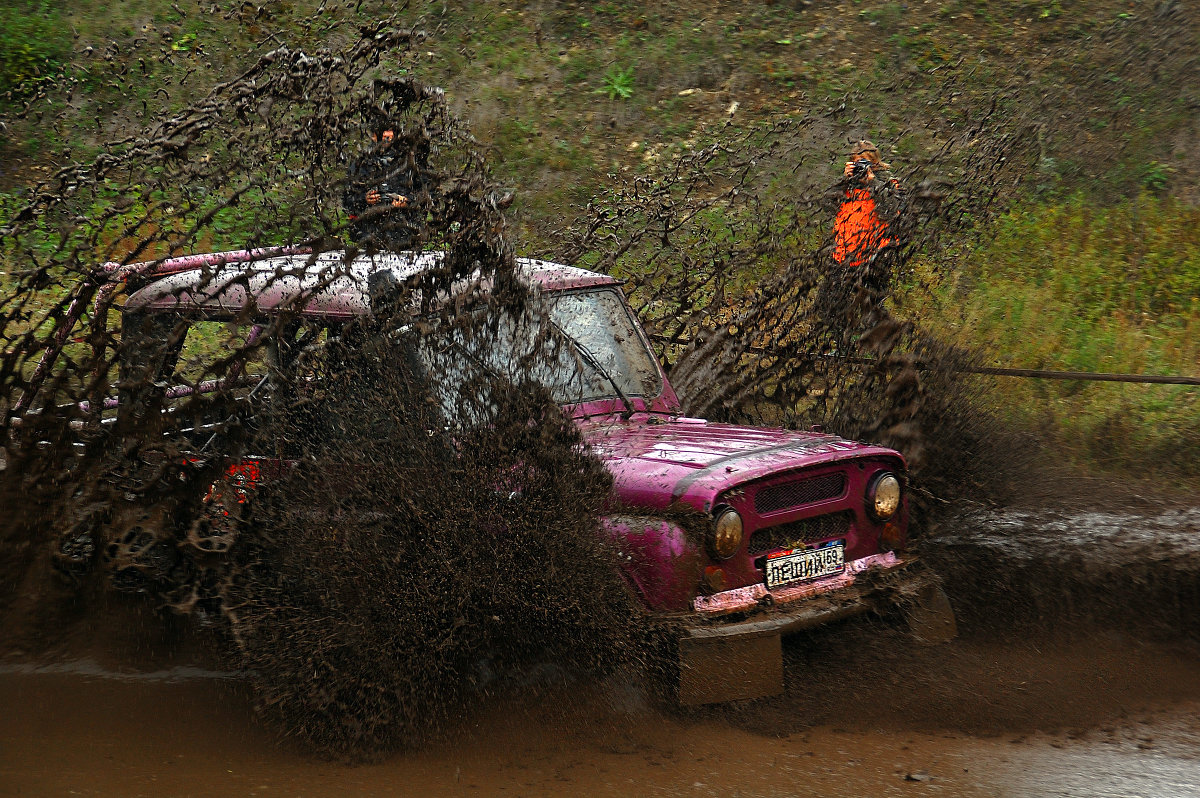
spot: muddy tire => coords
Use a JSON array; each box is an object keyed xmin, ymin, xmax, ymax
[{"xmin": 901, "ymin": 580, "xmax": 958, "ymax": 644}]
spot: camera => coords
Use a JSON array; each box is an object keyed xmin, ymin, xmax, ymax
[{"xmin": 851, "ymin": 159, "xmax": 873, "ymax": 178}]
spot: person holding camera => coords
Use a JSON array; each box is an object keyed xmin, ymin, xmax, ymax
[
  {"xmin": 832, "ymin": 140, "xmax": 901, "ymax": 269},
  {"xmin": 344, "ymin": 128, "xmax": 428, "ymax": 252},
  {"xmin": 812, "ymin": 140, "xmax": 905, "ymax": 346}
]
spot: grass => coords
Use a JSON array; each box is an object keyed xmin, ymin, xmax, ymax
[
  {"xmin": 904, "ymin": 193, "xmax": 1200, "ymax": 476},
  {"xmin": 0, "ymin": 1, "xmax": 68, "ymax": 99}
]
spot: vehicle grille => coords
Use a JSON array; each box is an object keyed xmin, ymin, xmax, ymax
[
  {"xmin": 754, "ymin": 473, "xmax": 846, "ymax": 514},
  {"xmin": 747, "ymin": 512, "xmax": 852, "ymax": 556}
]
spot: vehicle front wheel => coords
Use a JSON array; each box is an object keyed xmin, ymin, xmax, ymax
[{"xmin": 901, "ymin": 580, "xmax": 957, "ymax": 644}]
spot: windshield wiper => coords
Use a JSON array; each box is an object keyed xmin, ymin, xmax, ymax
[{"xmin": 549, "ymin": 320, "xmax": 637, "ymax": 420}]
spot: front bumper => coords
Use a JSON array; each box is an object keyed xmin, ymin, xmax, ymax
[
  {"xmin": 688, "ymin": 551, "xmax": 927, "ymax": 634},
  {"xmin": 673, "ymin": 552, "xmax": 946, "ymax": 705}
]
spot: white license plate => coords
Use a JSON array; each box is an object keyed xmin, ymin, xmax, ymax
[{"xmin": 765, "ymin": 542, "xmax": 845, "ymax": 589}]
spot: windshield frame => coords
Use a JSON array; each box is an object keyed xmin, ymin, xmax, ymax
[{"xmin": 542, "ymin": 285, "xmax": 681, "ymax": 419}]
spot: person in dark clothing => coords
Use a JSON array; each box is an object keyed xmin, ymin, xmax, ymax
[{"xmin": 344, "ymin": 128, "xmax": 429, "ymax": 252}]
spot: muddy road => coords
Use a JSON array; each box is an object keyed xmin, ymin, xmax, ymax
[
  {"xmin": 2, "ymin": 505, "xmax": 1199, "ymax": 797},
  {"xmin": 2, "ymin": 651, "xmax": 1199, "ymax": 798}
]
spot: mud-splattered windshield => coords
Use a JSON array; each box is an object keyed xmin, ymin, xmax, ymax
[
  {"xmin": 542, "ymin": 287, "xmax": 663, "ymax": 404},
  {"xmin": 418, "ymin": 286, "xmax": 662, "ymax": 419}
]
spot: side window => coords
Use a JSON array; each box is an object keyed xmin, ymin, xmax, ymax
[
  {"xmin": 415, "ymin": 319, "xmax": 496, "ymax": 429},
  {"xmin": 118, "ymin": 312, "xmax": 271, "ymax": 441},
  {"xmin": 264, "ymin": 319, "xmax": 331, "ymax": 395},
  {"xmin": 253, "ymin": 319, "xmax": 439, "ymax": 454},
  {"xmin": 172, "ymin": 320, "xmax": 264, "ymax": 387},
  {"xmin": 118, "ymin": 311, "xmax": 186, "ymax": 426}
]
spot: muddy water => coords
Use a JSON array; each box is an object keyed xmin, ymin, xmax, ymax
[
  {"xmin": 924, "ymin": 506, "xmax": 1200, "ymax": 641},
  {"xmin": 3, "ymin": 508, "xmax": 1200, "ymax": 797},
  {"xmin": 2, "ymin": 644, "xmax": 1199, "ymax": 798}
]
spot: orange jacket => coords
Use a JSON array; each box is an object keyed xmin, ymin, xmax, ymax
[{"xmin": 832, "ymin": 186, "xmax": 893, "ymax": 267}]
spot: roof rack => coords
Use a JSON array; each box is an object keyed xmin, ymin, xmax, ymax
[{"xmin": 100, "ymin": 245, "xmax": 311, "ymax": 281}]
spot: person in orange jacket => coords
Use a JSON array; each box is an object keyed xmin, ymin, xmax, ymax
[
  {"xmin": 832, "ymin": 140, "xmax": 901, "ymax": 269},
  {"xmin": 814, "ymin": 140, "xmax": 904, "ymax": 344}
]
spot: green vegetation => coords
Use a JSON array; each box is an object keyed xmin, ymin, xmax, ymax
[
  {"xmin": 907, "ymin": 194, "xmax": 1200, "ymax": 475},
  {"xmin": 2, "ymin": 0, "xmax": 1197, "ymax": 479},
  {"xmin": 0, "ymin": 1, "xmax": 68, "ymax": 99},
  {"xmin": 599, "ymin": 65, "xmax": 635, "ymax": 100}
]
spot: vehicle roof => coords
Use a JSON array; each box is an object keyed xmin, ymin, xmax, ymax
[{"xmin": 122, "ymin": 251, "xmax": 618, "ymax": 318}]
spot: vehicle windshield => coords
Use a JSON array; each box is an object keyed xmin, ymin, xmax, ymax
[
  {"xmin": 540, "ymin": 287, "xmax": 663, "ymax": 404},
  {"xmin": 417, "ymin": 286, "xmax": 663, "ymax": 418}
]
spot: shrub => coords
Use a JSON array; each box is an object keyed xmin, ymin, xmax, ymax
[{"xmin": 599, "ymin": 65, "xmax": 634, "ymax": 100}]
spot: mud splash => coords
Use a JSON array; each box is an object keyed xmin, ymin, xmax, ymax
[
  {"xmin": 925, "ymin": 506, "xmax": 1200, "ymax": 638},
  {"xmin": 3, "ymin": 0, "xmax": 1200, "ymax": 761},
  {"xmin": 550, "ymin": 95, "xmax": 1030, "ymax": 518},
  {"xmin": 0, "ymin": 13, "xmax": 640, "ymax": 756},
  {"xmin": 222, "ymin": 375, "xmax": 646, "ymax": 755}
]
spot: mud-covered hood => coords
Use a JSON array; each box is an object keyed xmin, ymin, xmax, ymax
[{"xmin": 578, "ymin": 415, "xmax": 902, "ymax": 513}]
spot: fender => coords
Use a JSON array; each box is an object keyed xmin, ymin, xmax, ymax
[{"xmin": 601, "ymin": 514, "xmax": 703, "ymax": 612}]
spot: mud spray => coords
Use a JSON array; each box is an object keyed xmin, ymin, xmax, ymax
[{"xmin": 2, "ymin": 2, "xmax": 1198, "ymax": 758}]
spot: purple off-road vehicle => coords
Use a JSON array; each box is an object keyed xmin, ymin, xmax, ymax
[{"xmin": 113, "ymin": 248, "xmax": 954, "ymax": 704}]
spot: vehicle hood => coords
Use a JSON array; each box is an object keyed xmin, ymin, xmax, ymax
[{"xmin": 577, "ymin": 415, "xmax": 902, "ymax": 513}]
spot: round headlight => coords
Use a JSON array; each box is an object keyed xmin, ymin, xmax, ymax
[
  {"xmin": 868, "ymin": 472, "xmax": 902, "ymax": 521},
  {"xmin": 711, "ymin": 509, "xmax": 744, "ymax": 559}
]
